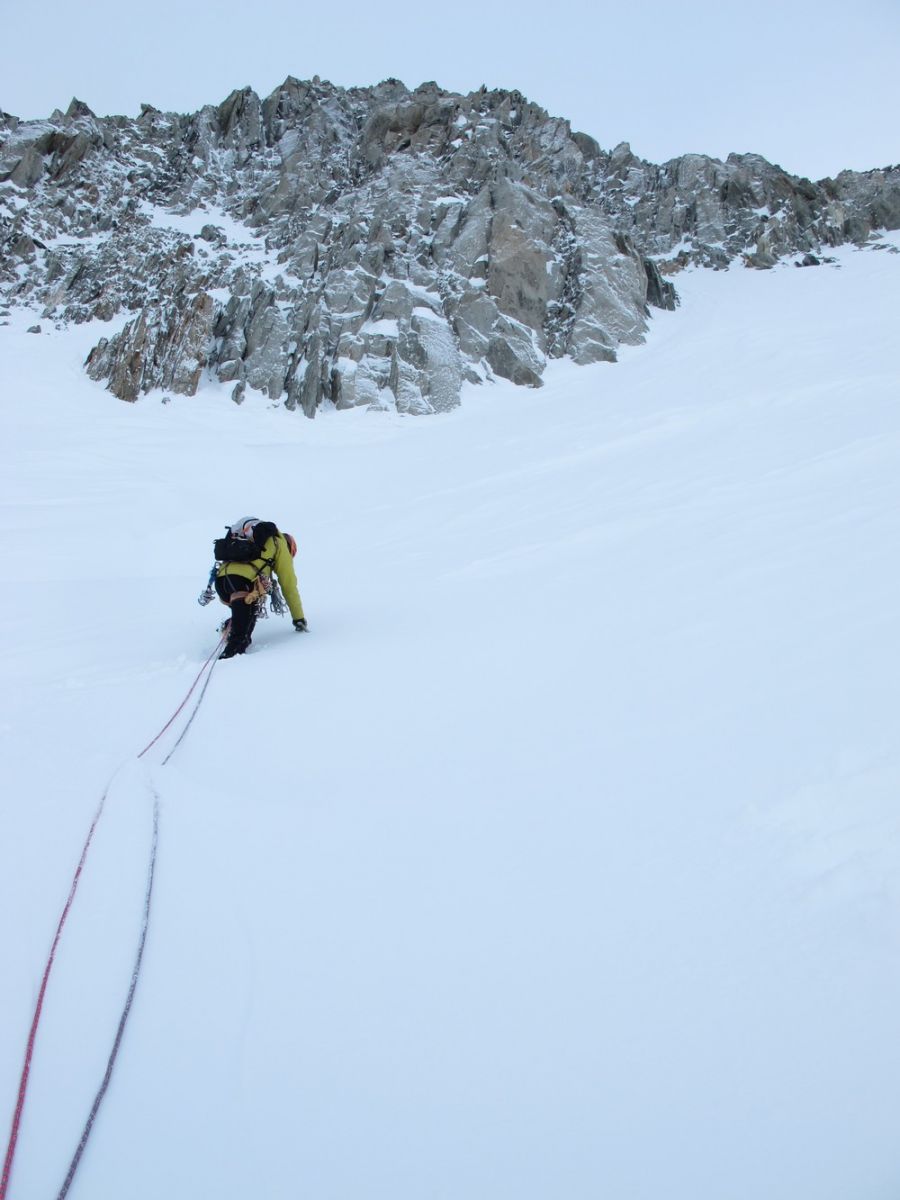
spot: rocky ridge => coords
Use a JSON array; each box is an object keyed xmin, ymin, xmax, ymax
[{"xmin": 1, "ymin": 81, "xmax": 898, "ymax": 415}]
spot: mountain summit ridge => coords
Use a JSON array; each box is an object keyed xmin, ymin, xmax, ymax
[{"xmin": 2, "ymin": 76, "xmax": 898, "ymax": 414}]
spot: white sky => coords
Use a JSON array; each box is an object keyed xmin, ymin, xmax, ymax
[{"xmin": 0, "ymin": 0, "xmax": 897, "ymax": 180}]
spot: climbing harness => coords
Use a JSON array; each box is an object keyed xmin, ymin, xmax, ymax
[{"xmin": 199, "ymin": 522, "xmax": 291, "ymax": 618}]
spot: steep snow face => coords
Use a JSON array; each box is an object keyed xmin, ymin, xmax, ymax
[{"xmin": 1, "ymin": 240, "xmax": 900, "ymax": 1200}]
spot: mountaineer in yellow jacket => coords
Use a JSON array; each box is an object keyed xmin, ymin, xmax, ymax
[{"xmin": 214, "ymin": 517, "xmax": 307, "ymax": 659}]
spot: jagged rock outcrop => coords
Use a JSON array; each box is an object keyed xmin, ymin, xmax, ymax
[
  {"xmin": 596, "ymin": 143, "xmax": 900, "ymax": 271},
  {"xmin": 85, "ymin": 291, "xmax": 215, "ymax": 400},
  {"xmin": 1, "ymin": 80, "xmax": 897, "ymax": 413}
]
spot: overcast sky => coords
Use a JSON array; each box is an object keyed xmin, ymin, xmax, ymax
[{"xmin": 1, "ymin": 0, "xmax": 896, "ymax": 180}]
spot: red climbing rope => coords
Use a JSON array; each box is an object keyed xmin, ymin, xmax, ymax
[
  {"xmin": 55, "ymin": 794, "xmax": 159, "ymax": 1200},
  {"xmin": 137, "ymin": 634, "xmax": 226, "ymax": 760},
  {"xmin": 1, "ymin": 635, "xmax": 225, "ymax": 1199},
  {"xmin": 0, "ymin": 792, "xmax": 108, "ymax": 1200}
]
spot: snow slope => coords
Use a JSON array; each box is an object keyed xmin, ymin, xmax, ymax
[{"xmin": 2, "ymin": 238, "xmax": 900, "ymax": 1200}]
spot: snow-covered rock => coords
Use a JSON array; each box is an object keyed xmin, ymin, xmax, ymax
[{"xmin": 1, "ymin": 79, "xmax": 897, "ymax": 413}]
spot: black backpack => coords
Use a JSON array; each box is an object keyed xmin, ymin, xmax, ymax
[{"xmin": 214, "ymin": 520, "xmax": 279, "ymax": 565}]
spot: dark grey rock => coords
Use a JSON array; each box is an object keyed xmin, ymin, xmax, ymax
[
  {"xmin": 486, "ymin": 329, "xmax": 544, "ymax": 387},
  {"xmin": 85, "ymin": 292, "xmax": 216, "ymax": 400},
  {"xmin": 11, "ymin": 236, "xmax": 37, "ymax": 261},
  {"xmin": 644, "ymin": 258, "xmax": 678, "ymax": 310},
  {"xmin": 1, "ymin": 77, "xmax": 897, "ymax": 415},
  {"xmin": 5, "ymin": 146, "xmax": 43, "ymax": 187}
]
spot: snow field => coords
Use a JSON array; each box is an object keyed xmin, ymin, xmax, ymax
[{"xmin": 1, "ymin": 238, "xmax": 900, "ymax": 1199}]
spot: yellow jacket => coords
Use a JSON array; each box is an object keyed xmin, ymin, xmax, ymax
[{"xmin": 217, "ymin": 533, "xmax": 305, "ymax": 622}]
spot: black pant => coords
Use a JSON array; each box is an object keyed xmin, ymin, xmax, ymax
[{"xmin": 215, "ymin": 574, "xmax": 258, "ymax": 654}]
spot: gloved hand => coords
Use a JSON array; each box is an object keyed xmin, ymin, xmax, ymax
[{"xmin": 293, "ymin": 618, "xmax": 308, "ymax": 632}]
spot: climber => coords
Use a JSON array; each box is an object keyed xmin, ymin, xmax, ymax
[{"xmin": 212, "ymin": 517, "xmax": 307, "ymax": 659}]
